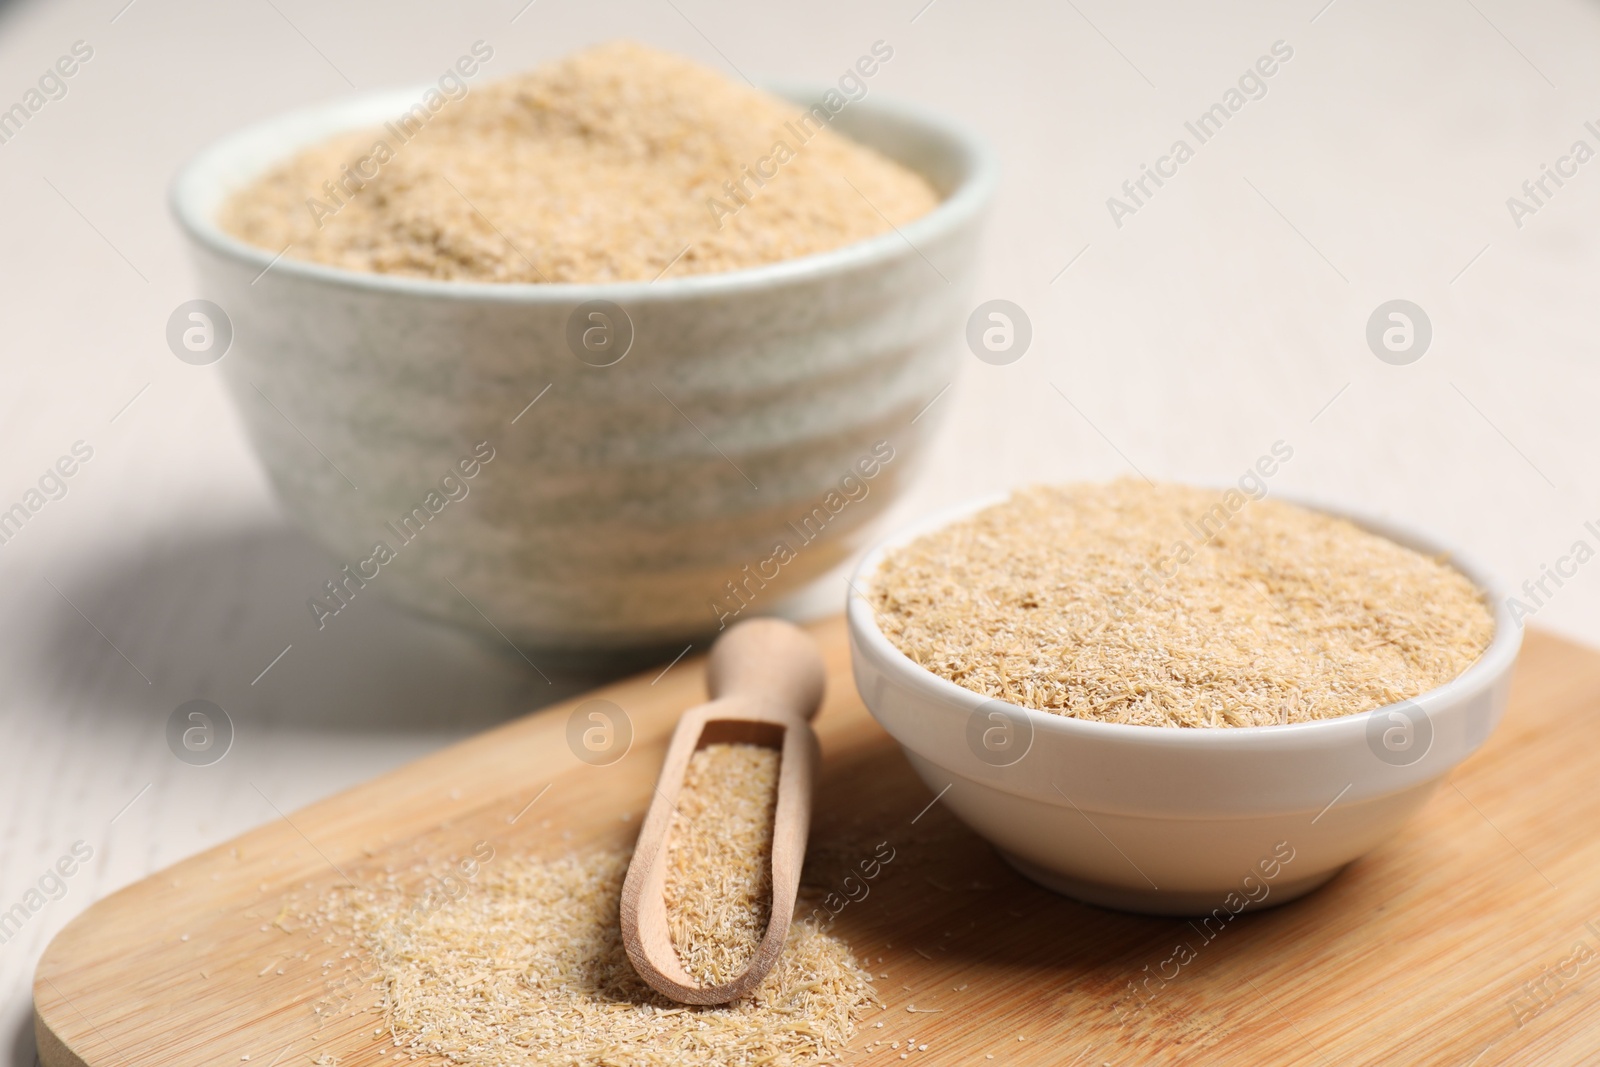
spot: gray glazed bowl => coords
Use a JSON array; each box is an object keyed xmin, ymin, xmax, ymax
[{"xmin": 171, "ymin": 86, "xmax": 994, "ymax": 654}]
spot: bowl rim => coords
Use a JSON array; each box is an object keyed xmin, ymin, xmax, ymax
[
  {"xmin": 169, "ymin": 82, "xmax": 997, "ymax": 303},
  {"xmin": 847, "ymin": 487, "xmax": 1523, "ymax": 750}
]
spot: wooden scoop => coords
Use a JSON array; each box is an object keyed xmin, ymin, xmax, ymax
[{"xmin": 620, "ymin": 617, "xmax": 826, "ymax": 1005}]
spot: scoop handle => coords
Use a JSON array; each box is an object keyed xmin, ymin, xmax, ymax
[{"xmin": 705, "ymin": 618, "xmax": 826, "ymax": 721}]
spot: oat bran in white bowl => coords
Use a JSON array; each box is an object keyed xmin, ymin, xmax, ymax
[
  {"xmin": 171, "ymin": 42, "xmax": 995, "ymax": 657},
  {"xmin": 848, "ymin": 483, "xmax": 1520, "ymax": 914}
]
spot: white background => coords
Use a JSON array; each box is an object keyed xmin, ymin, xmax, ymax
[{"xmin": 2, "ymin": 0, "xmax": 1598, "ymax": 1061}]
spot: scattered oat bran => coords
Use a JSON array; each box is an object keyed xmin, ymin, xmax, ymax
[
  {"xmin": 308, "ymin": 844, "xmax": 872, "ymax": 1067},
  {"xmin": 664, "ymin": 742, "xmax": 778, "ymax": 985},
  {"xmin": 221, "ymin": 41, "xmax": 939, "ymax": 283},
  {"xmin": 871, "ymin": 481, "xmax": 1495, "ymax": 727}
]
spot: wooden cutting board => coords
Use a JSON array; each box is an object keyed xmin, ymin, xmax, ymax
[{"xmin": 33, "ymin": 619, "xmax": 1600, "ymax": 1066}]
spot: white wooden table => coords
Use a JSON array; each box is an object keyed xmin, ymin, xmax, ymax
[{"xmin": 3, "ymin": 0, "xmax": 1598, "ymax": 1062}]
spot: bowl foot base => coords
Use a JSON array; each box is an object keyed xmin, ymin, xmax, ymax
[{"xmin": 997, "ymin": 850, "xmax": 1345, "ymax": 916}]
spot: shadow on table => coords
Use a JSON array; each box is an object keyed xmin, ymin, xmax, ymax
[
  {"xmin": 20, "ymin": 521, "xmax": 627, "ymax": 738},
  {"xmin": 11, "ymin": 1010, "xmax": 36, "ymax": 1067}
]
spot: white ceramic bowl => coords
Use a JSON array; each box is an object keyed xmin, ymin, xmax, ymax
[
  {"xmin": 171, "ymin": 86, "xmax": 994, "ymax": 655},
  {"xmin": 847, "ymin": 495, "xmax": 1522, "ymax": 915}
]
